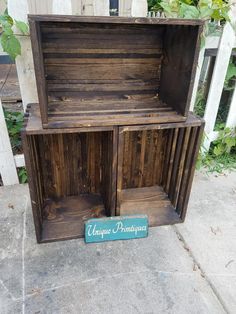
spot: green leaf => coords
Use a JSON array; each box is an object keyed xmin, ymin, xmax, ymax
[
  {"xmin": 198, "ymin": 0, "xmax": 212, "ymax": 7},
  {"xmin": 179, "ymin": 3, "xmax": 200, "ymax": 19},
  {"xmin": 213, "ymin": 144, "xmax": 225, "ymax": 156},
  {"xmin": 14, "ymin": 20, "xmax": 29, "ymax": 34},
  {"xmin": 3, "ymin": 26, "xmax": 14, "ymax": 36},
  {"xmin": 0, "ymin": 13, "xmax": 13, "ymax": 28},
  {"xmin": 0, "ymin": 32, "xmax": 21, "ymax": 60},
  {"xmin": 160, "ymin": 2, "xmax": 173, "ymax": 14},
  {"xmin": 225, "ymin": 137, "xmax": 236, "ymax": 149},
  {"xmin": 199, "ymin": 7, "xmax": 214, "ymax": 19}
]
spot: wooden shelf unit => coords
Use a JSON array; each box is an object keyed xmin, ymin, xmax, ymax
[
  {"xmin": 22, "ymin": 105, "xmax": 118, "ymax": 243},
  {"xmin": 29, "ymin": 15, "xmax": 203, "ymax": 128},
  {"xmin": 23, "ymin": 105, "xmax": 204, "ymax": 242},
  {"xmin": 116, "ymin": 119, "xmax": 204, "ymax": 226}
]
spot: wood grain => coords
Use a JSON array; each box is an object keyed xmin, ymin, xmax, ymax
[{"xmin": 28, "ymin": 15, "xmax": 203, "ymax": 128}]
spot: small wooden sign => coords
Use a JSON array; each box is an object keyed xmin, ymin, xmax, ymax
[{"xmin": 85, "ymin": 215, "xmax": 148, "ymax": 243}]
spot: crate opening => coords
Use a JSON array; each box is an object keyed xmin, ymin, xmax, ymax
[
  {"xmin": 34, "ymin": 19, "xmax": 201, "ymax": 126},
  {"xmin": 118, "ymin": 127, "xmax": 198, "ymax": 226},
  {"xmin": 30, "ymin": 131, "xmax": 114, "ymax": 242}
]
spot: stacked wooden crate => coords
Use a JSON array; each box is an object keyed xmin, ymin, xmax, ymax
[{"xmin": 22, "ymin": 15, "xmax": 204, "ymax": 243}]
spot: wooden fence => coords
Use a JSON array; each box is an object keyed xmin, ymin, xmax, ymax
[{"xmin": 0, "ymin": 0, "xmax": 236, "ymax": 185}]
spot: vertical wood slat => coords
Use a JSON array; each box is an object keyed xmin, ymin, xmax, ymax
[
  {"xmin": 162, "ymin": 129, "xmax": 173, "ymax": 191},
  {"xmin": 0, "ymin": 99, "xmax": 19, "ymax": 185},
  {"xmin": 165, "ymin": 128, "xmax": 179, "ymax": 194},
  {"xmin": 22, "ymin": 133, "xmax": 42, "ymax": 242},
  {"xmin": 111, "ymin": 127, "xmax": 119, "ymax": 216},
  {"xmin": 168, "ymin": 128, "xmax": 185, "ymax": 202},
  {"xmin": 28, "ymin": 19, "xmax": 48, "ymax": 124},
  {"xmin": 116, "ymin": 127, "xmax": 125, "ymax": 215},
  {"xmin": 179, "ymin": 123, "xmax": 205, "ymax": 220},
  {"xmin": 176, "ymin": 127, "xmax": 198, "ymax": 215},
  {"xmin": 172, "ymin": 127, "xmax": 191, "ymax": 208}
]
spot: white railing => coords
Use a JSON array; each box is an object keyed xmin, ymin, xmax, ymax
[
  {"xmin": 0, "ymin": 0, "xmax": 236, "ymax": 185},
  {"xmin": 190, "ymin": 23, "xmax": 236, "ymax": 152}
]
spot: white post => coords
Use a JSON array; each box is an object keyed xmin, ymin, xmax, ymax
[
  {"xmin": 0, "ymin": 0, "xmax": 7, "ymax": 14},
  {"xmin": 131, "ymin": 0, "xmax": 147, "ymax": 17},
  {"xmin": 81, "ymin": 0, "xmax": 94, "ymax": 15},
  {"xmin": 119, "ymin": 0, "xmax": 132, "ymax": 16},
  {"xmin": 8, "ymin": 0, "xmax": 38, "ymax": 111},
  {"xmin": 226, "ymin": 84, "xmax": 236, "ymax": 127},
  {"xmin": 52, "ymin": 0, "xmax": 72, "ymax": 14},
  {"xmin": 94, "ymin": 0, "xmax": 110, "ymax": 16},
  {"xmin": 0, "ymin": 99, "xmax": 19, "ymax": 185},
  {"xmin": 203, "ymin": 23, "xmax": 235, "ymax": 151}
]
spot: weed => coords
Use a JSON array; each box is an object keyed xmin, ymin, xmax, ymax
[{"xmin": 4, "ymin": 109, "xmax": 24, "ymax": 154}]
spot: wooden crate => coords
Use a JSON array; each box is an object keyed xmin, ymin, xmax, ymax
[
  {"xmin": 28, "ymin": 15, "xmax": 203, "ymax": 128},
  {"xmin": 116, "ymin": 117, "xmax": 204, "ymax": 226},
  {"xmin": 22, "ymin": 105, "xmax": 118, "ymax": 243},
  {"xmin": 23, "ymin": 105, "xmax": 204, "ymax": 242}
]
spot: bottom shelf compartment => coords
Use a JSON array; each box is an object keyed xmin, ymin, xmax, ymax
[
  {"xmin": 23, "ymin": 128, "xmax": 116, "ymax": 243},
  {"xmin": 41, "ymin": 194, "xmax": 106, "ymax": 243},
  {"xmin": 119, "ymin": 186, "xmax": 181, "ymax": 227},
  {"xmin": 117, "ymin": 120, "xmax": 204, "ymax": 227}
]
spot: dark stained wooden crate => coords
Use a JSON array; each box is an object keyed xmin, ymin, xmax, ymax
[
  {"xmin": 28, "ymin": 15, "xmax": 204, "ymax": 129},
  {"xmin": 22, "ymin": 105, "xmax": 118, "ymax": 243},
  {"xmin": 23, "ymin": 105, "xmax": 204, "ymax": 242},
  {"xmin": 116, "ymin": 117, "xmax": 204, "ymax": 226}
]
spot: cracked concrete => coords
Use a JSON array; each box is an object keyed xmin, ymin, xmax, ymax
[{"xmin": 0, "ymin": 171, "xmax": 235, "ymax": 314}]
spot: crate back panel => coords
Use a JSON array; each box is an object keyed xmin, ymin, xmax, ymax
[{"xmin": 29, "ymin": 16, "xmax": 203, "ymax": 127}]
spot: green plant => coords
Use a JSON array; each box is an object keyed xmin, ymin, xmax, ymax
[
  {"xmin": 4, "ymin": 110, "xmax": 24, "ymax": 154},
  {"xmin": 196, "ymin": 125, "xmax": 236, "ymax": 173},
  {"xmin": 213, "ymin": 124, "xmax": 236, "ymax": 155},
  {"xmin": 194, "ymin": 86, "xmax": 206, "ymax": 117},
  {"xmin": 18, "ymin": 167, "xmax": 28, "ymax": 183},
  {"xmin": 148, "ymin": 0, "xmax": 232, "ymax": 48},
  {"xmin": 224, "ymin": 60, "xmax": 236, "ymax": 91},
  {"xmin": 0, "ymin": 9, "xmax": 29, "ymax": 60},
  {"xmin": 148, "ymin": 0, "xmax": 231, "ymax": 21}
]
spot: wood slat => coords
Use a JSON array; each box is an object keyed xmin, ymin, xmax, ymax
[
  {"xmin": 45, "ymin": 63, "xmax": 160, "ymax": 81},
  {"xmin": 119, "ymin": 186, "xmax": 181, "ymax": 227}
]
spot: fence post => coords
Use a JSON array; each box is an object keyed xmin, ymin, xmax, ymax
[
  {"xmin": 52, "ymin": 0, "xmax": 72, "ymax": 14},
  {"xmin": 203, "ymin": 23, "xmax": 235, "ymax": 151},
  {"xmin": 8, "ymin": 0, "xmax": 38, "ymax": 111},
  {"xmin": 226, "ymin": 84, "xmax": 236, "ymax": 127},
  {"xmin": 0, "ymin": 99, "xmax": 19, "ymax": 185},
  {"xmin": 131, "ymin": 0, "xmax": 147, "ymax": 17},
  {"xmin": 94, "ymin": 0, "xmax": 110, "ymax": 15},
  {"xmin": 119, "ymin": 0, "xmax": 132, "ymax": 16}
]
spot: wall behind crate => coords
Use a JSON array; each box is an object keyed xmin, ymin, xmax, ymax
[{"xmin": 1, "ymin": 0, "xmax": 236, "ymax": 185}]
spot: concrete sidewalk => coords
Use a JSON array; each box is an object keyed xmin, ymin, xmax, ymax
[{"xmin": 0, "ymin": 172, "xmax": 235, "ymax": 314}]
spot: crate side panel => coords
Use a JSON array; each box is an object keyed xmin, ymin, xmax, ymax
[{"xmin": 159, "ymin": 25, "xmax": 200, "ymax": 115}]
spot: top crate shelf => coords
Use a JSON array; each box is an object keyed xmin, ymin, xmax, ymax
[{"xmin": 29, "ymin": 15, "xmax": 204, "ymax": 128}]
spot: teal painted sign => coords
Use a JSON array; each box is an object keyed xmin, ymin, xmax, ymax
[{"xmin": 85, "ymin": 215, "xmax": 148, "ymax": 243}]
